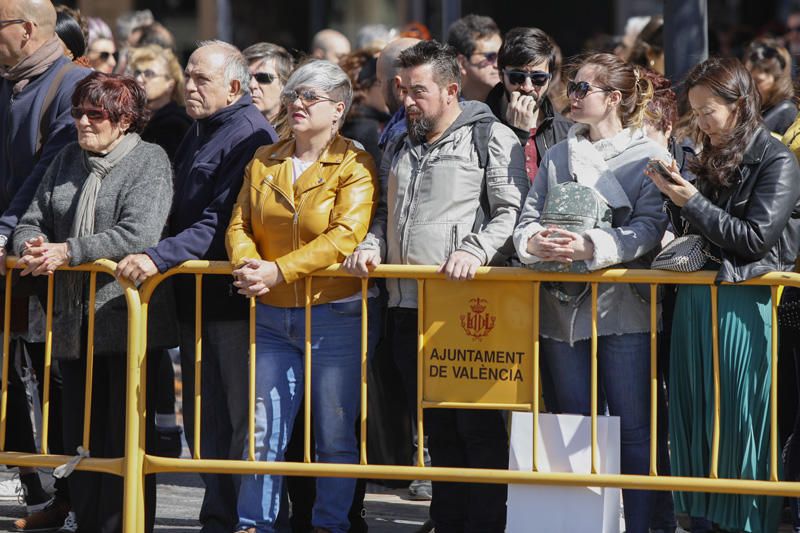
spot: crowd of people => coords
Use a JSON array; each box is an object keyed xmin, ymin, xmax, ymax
[{"xmin": 3, "ymin": 1, "xmax": 800, "ymax": 533}]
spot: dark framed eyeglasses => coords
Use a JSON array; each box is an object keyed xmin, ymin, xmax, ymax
[
  {"xmin": 0, "ymin": 19, "xmax": 26, "ymax": 28},
  {"xmin": 469, "ymin": 51, "xmax": 498, "ymax": 67},
  {"xmin": 253, "ymin": 72, "xmax": 276, "ymax": 85},
  {"xmin": 280, "ymin": 89, "xmax": 337, "ymax": 107},
  {"xmin": 789, "ymin": 26, "xmax": 800, "ymax": 34},
  {"xmin": 749, "ymin": 44, "xmax": 787, "ymax": 70},
  {"xmin": 567, "ymin": 80, "xmax": 613, "ymax": 100},
  {"xmin": 131, "ymin": 69, "xmax": 166, "ymax": 80},
  {"xmin": 504, "ymin": 69, "xmax": 552, "ymax": 87},
  {"xmin": 70, "ymin": 106, "xmax": 110, "ymax": 122}
]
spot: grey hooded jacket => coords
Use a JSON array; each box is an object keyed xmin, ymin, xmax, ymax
[
  {"xmin": 358, "ymin": 100, "xmax": 529, "ymax": 308},
  {"xmin": 512, "ymin": 126, "xmax": 670, "ymax": 344}
]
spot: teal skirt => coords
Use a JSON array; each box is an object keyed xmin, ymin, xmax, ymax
[{"xmin": 669, "ymin": 285, "xmax": 781, "ymax": 533}]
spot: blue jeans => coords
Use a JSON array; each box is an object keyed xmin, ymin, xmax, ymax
[
  {"xmin": 237, "ymin": 299, "xmax": 377, "ymax": 533},
  {"xmin": 540, "ymin": 333, "xmax": 652, "ymax": 533}
]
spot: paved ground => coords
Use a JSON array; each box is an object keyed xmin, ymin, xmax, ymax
[
  {"xmin": 0, "ymin": 470, "xmax": 430, "ymax": 533},
  {"xmin": 1, "ymin": 469, "xmax": 799, "ymax": 532}
]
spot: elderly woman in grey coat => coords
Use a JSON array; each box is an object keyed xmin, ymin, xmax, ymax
[{"xmin": 12, "ymin": 72, "xmax": 173, "ymax": 533}]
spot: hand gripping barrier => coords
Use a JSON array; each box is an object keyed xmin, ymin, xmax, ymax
[
  {"xmin": 8, "ymin": 258, "xmax": 800, "ymax": 532},
  {"xmin": 0, "ymin": 257, "xmax": 143, "ymax": 532}
]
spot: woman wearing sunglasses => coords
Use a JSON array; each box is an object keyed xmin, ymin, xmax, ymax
[
  {"xmin": 226, "ymin": 59, "xmax": 378, "ymax": 533},
  {"xmin": 744, "ymin": 38, "xmax": 797, "ymax": 135},
  {"xmin": 12, "ymin": 72, "xmax": 175, "ymax": 533},
  {"xmin": 85, "ymin": 17, "xmax": 116, "ymax": 74},
  {"xmin": 513, "ymin": 52, "xmax": 670, "ymax": 533},
  {"xmin": 647, "ymin": 57, "xmax": 800, "ymax": 533},
  {"xmin": 127, "ymin": 44, "xmax": 191, "ymax": 160}
]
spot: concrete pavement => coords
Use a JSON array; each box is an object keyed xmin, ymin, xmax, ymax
[{"xmin": 0, "ymin": 470, "xmax": 430, "ymax": 532}]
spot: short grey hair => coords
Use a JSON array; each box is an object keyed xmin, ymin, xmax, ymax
[
  {"xmin": 283, "ymin": 59, "xmax": 352, "ymax": 124},
  {"xmin": 356, "ymin": 24, "xmax": 393, "ymax": 49},
  {"xmin": 196, "ymin": 39, "xmax": 251, "ymax": 95}
]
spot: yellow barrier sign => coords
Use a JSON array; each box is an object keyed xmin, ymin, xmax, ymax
[{"xmin": 422, "ymin": 280, "xmax": 534, "ymax": 406}]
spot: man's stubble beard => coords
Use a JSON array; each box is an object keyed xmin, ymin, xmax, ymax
[
  {"xmin": 407, "ymin": 112, "xmax": 435, "ymax": 143},
  {"xmin": 406, "ymin": 94, "xmax": 447, "ymax": 143}
]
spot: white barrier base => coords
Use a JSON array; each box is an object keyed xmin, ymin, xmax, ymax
[{"xmin": 507, "ymin": 413, "xmax": 621, "ymax": 533}]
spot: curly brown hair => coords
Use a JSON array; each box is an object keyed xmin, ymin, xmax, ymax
[{"xmin": 641, "ymin": 68, "xmax": 677, "ymax": 135}]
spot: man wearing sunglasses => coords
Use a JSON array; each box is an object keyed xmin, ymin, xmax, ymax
[
  {"xmin": 0, "ymin": 0, "xmax": 91, "ymax": 530},
  {"xmin": 243, "ymin": 42, "xmax": 294, "ymax": 130},
  {"xmin": 486, "ymin": 27, "xmax": 572, "ymax": 182},
  {"xmin": 117, "ymin": 40, "xmax": 277, "ymax": 533},
  {"xmin": 447, "ymin": 14, "xmax": 502, "ymax": 102}
]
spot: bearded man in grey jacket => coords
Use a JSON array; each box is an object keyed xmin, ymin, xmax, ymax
[{"xmin": 343, "ymin": 40, "xmax": 528, "ymax": 533}]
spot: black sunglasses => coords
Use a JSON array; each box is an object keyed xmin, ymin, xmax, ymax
[
  {"xmin": 470, "ymin": 51, "xmax": 498, "ymax": 67},
  {"xmin": 70, "ymin": 106, "xmax": 110, "ymax": 122},
  {"xmin": 253, "ymin": 72, "xmax": 276, "ymax": 85},
  {"xmin": 94, "ymin": 51, "xmax": 118, "ymax": 63},
  {"xmin": 504, "ymin": 70, "xmax": 552, "ymax": 87},
  {"xmin": 567, "ymin": 80, "xmax": 613, "ymax": 99},
  {"xmin": 749, "ymin": 44, "xmax": 787, "ymax": 70}
]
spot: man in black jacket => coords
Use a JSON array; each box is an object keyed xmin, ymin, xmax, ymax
[{"xmin": 485, "ymin": 27, "xmax": 571, "ymax": 182}]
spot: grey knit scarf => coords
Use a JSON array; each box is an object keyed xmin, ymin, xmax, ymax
[
  {"xmin": 63, "ymin": 133, "xmax": 140, "ymax": 307},
  {"xmin": 71, "ymin": 133, "xmax": 141, "ymax": 240}
]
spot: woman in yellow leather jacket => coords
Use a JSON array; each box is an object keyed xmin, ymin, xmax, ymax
[{"xmin": 226, "ymin": 59, "xmax": 378, "ymax": 533}]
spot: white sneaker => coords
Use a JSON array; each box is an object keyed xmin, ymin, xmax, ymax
[
  {"xmin": 57, "ymin": 512, "xmax": 77, "ymax": 533},
  {"xmin": 408, "ymin": 479, "xmax": 432, "ymax": 501},
  {"xmin": 0, "ymin": 475, "xmax": 22, "ymax": 502}
]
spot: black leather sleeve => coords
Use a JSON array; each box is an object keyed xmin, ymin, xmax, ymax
[{"xmin": 680, "ymin": 149, "xmax": 800, "ymax": 261}]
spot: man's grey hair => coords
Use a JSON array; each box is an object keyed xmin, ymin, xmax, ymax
[
  {"xmin": 356, "ymin": 24, "xmax": 393, "ymax": 50},
  {"xmin": 196, "ymin": 39, "xmax": 251, "ymax": 95},
  {"xmin": 283, "ymin": 59, "xmax": 352, "ymax": 124}
]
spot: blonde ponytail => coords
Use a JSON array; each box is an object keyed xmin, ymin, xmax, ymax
[{"xmin": 629, "ymin": 68, "xmax": 655, "ymax": 129}]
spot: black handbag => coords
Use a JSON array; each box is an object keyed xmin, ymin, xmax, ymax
[{"xmin": 651, "ymin": 234, "xmax": 720, "ymax": 272}]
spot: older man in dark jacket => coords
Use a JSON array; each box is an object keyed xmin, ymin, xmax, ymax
[
  {"xmin": 117, "ymin": 40, "xmax": 277, "ymax": 533},
  {"xmin": 0, "ymin": 0, "xmax": 89, "ymax": 528},
  {"xmin": 484, "ymin": 27, "xmax": 571, "ymax": 182},
  {"xmin": 0, "ymin": 0, "xmax": 89, "ymax": 256}
]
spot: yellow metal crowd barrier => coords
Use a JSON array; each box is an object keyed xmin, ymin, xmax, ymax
[
  {"xmin": 0, "ymin": 257, "xmax": 143, "ymax": 531},
  {"xmin": 4, "ymin": 258, "xmax": 800, "ymax": 533}
]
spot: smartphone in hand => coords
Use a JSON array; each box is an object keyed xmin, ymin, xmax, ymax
[{"xmin": 648, "ymin": 159, "xmax": 681, "ymax": 184}]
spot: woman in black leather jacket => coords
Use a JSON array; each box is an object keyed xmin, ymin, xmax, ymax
[{"xmin": 647, "ymin": 57, "xmax": 800, "ymax": 533}]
